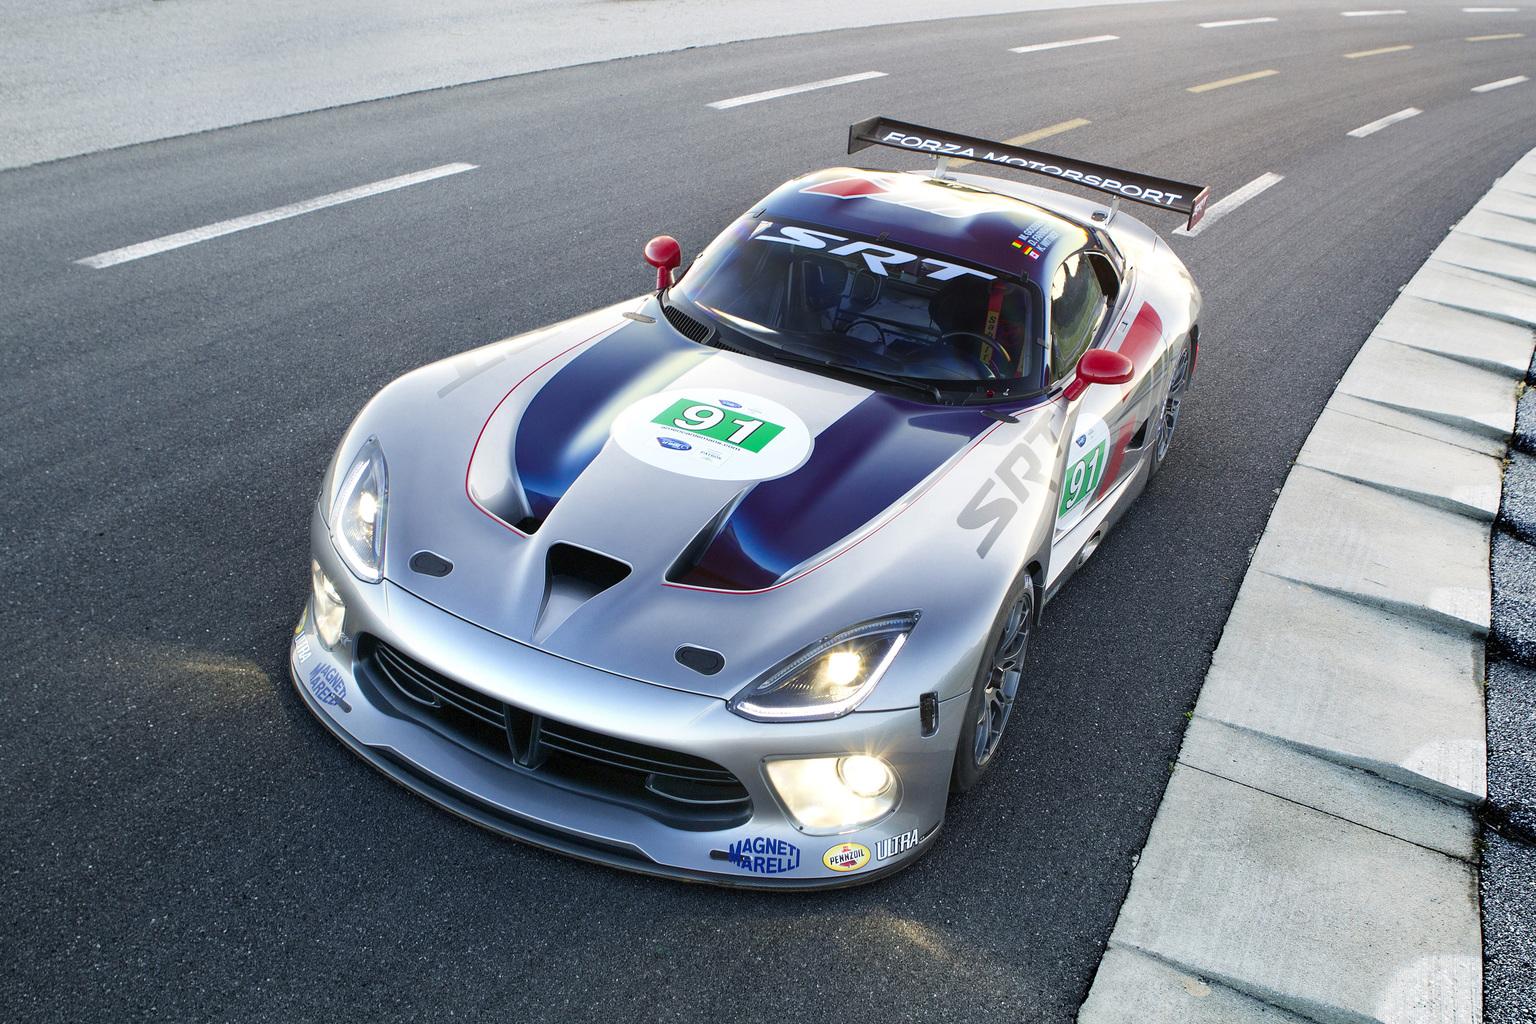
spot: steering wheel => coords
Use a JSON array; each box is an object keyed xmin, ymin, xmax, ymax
[
  {"xmin": 841, "ymin": 319, "xmax": 888, "ymax": 347},
  {"xmin": 938, "ymin": 331, "xmax": 1010, "ymax": 373}
]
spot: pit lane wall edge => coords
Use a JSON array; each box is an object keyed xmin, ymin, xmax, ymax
[{"xmin": 1077, "ymin": 147, "xmax": 1536, "ymax": 1023}]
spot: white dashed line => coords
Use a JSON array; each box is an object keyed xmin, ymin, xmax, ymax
[
  {"xmin": 1342, "ymin": 9, "xmax": 1406, "ymax": 15},
  {"xmin": 1347, "ymin": 107, "xmax": 1422, "ymax": 137},
  {"xmin": 1200, "ymin": 17, "xmax": 1279, "ymax": 27},
  {"xmin": 1009, "ymin": 35, "xmax": 1119, "ymax": 53},
  {"xmin": 1172, "ymin": 172, "xmax": 1283, "ymax": 238},
  {"xmin": 707, "ymin": 71, "xmax": 886, "ymax": 110},
  {"xmin": 75, "ymin": 163, "xmax": 477, "ymax": 269},
  {"xmin": 1473, "ymin": 74, "xmax": 1530, "ymax": 90}
]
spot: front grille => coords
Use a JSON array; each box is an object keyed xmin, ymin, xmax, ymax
[
  {"xmin": 356, "ymin": 636, "xmax": 752, "ymax": 831},
  {"xmin": 662, "ymin": 303, "xmax": 713, "ymax": 344}
]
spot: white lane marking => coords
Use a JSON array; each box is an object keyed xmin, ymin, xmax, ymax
[
  {"xmin": 76, "ymin": 163, "xmax": 477, "ymax": 269},
  {"xmin": 1009, "ymin": 35, "xmax": 1119, "ymax": 53},
  {"xmin": 1200, "ymin": 17, "xmax": 1279, "ymax": 27},
  {"xmin": 1467, "ymin": 31, "xmax": 1526, "ymax": 38},
  {"xmin": 1172, "ymin": 172, "xmax": 1283, "ymax": 238},
  {"xmin": 1473, "ymin": 74, "xmax": 1530, "ymax": 90},
  {"xmin": 1463, "ymin": 7, "xmax": 1520, "ymax": 11},
  {"xmin": 1343, "ymin": 9, "xmax": 1406, "ymax": 15},
  {"xmin": 707, "ymin": 71, "xmax": 886, "ymax": 109},
  {"xmin": 1348, "ymin": 107, "xmax": 1423, "ymax": 136}
]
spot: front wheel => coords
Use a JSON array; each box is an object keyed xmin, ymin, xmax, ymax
[{"xmin": 951, "ymin": 574, "xmax": 1034, "ymax": 793}]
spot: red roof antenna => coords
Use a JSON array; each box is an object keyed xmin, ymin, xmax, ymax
[{"xmin": 644, "ymin": 236, "xmax": 682, "ymax": 291}]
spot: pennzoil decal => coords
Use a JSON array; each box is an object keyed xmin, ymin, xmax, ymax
[{"xmin": 822, "ymin": 842, "xmax": 871, "ymax": 872}]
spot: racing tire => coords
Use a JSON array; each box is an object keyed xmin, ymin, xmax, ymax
[
  {"xmin": 950, "ymin": 571, "xmax": 1035, "ymax": 794},
  {"xmin": 1148, "ymin": 344, "xmax": 1191, "ymax": 478}
]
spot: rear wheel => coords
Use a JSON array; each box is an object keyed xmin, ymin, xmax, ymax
[{"xmin": 951, "ymin": 573, "xmax": 1034, "ymax": 793}]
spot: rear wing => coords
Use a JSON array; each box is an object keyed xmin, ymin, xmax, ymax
[{"xmin": 848, "ymin": 116, "xmax": 1210, "ymax": 231}]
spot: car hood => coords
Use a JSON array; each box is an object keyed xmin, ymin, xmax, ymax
[{"xmin": 351, "ymin": 298, "xmax": 1042, "ymax": 703}]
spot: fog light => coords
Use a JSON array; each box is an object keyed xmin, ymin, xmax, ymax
[
  {"xmin": 765, "ymin": 756, "xmax": 899, "ymax": 832},
  {"xmin": 837, "ymin": 755, "xmax": 893, "ymax": 798},
  {"xmin": 311, "ymin": 559, "xmax": 346, "ymax": 649}
]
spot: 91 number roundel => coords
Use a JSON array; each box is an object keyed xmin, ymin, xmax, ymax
[{"xmin": 652, "ymin": 399, "xmax": 785, "ymax": 452}]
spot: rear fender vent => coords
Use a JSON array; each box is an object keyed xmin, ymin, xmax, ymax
[
  {"xmin": 662, "ymin": 303, "xmax": 713, "ymax": 344},
  {"xmin": 534, "ymin": 543, "xmax": 632, "ymax": 642}
]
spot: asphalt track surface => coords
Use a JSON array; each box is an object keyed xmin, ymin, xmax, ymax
[{"xmin": 2, "ymin": 2, "xmax": 1532, "ymax": 1021}]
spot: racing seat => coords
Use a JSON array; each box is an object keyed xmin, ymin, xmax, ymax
[{"xmin": 928, "ymin": 277, "xmax": 1022, "ymax": 378}]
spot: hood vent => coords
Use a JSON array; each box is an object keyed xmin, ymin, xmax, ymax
[{"xmin": 533, "ymin": 543, "xmax": 632, "ymax": 643}]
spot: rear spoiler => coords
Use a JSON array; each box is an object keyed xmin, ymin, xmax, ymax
[{"xmin": 848, "ymin": 116, "xmax": 1210, "ymax": 232}]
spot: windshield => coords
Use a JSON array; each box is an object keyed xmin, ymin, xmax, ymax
[{"xmin": 672, "ymin": 217, "xmax": 1044, "ymax": 396}]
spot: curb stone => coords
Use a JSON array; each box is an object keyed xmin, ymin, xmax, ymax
[{"xmin": 1078, "ymin": 147, "xmax": 1536, "ymax": 1024}]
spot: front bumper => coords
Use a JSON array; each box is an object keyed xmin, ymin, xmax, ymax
[{"xmin": 291, "ymin": 525, "xmax": 964, "ymax": 889}]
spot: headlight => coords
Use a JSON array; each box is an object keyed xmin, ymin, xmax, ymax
[
  {"xmin": 311, "ymin": 559, "xmax": 346, "ymax": 649},
  {"xmin": 328, "ymin": 436, "xmax": 388, "ymax": 582},
  {"xmin": 766, "ymin": 756, "xmax": 900, "ymax": 831},
  {"xmin": 727, "ymin": 612, "xmax": 919, "ymax": 722}
]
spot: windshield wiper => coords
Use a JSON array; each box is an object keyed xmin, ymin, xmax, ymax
[{"xmin": 765, "ymin": 349, "xmax": 949, "ymax": 404}]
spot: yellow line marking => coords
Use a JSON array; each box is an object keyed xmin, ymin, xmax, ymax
[
  {"xmin": 947, "ymin": 119, "xmax": 1092, "ymax": 169},
  {"xmin": 1344, "ymin": 44, "xmax": 1414, "ymax": 57},
  {"xmin": 1467, "ymin": 32, "xmax": 1525, "ymax": 40},
  {"xmin": 1186, "ymin": 69, "xmax": 1280, "ymax": 92}
]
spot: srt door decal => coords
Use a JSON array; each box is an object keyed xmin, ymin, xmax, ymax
[{"xmin": 956, "ymin": 414, "xmax": 1058, "ymax": 558}]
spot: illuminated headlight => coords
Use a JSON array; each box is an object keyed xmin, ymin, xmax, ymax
[
  {"xmin": 727, "ymin": 612, "xmax": 919, "ymax": 722},
  {"xmin": 311, "ymin": 559, "xmax": 346, "ymax": 649},
  {"xmin": 328, "ymin": 436, "xmax": 388, "ymax": 582},
  {"xmin": 765, "ymin": 756, "xmax": 900, "ymax": 831}
]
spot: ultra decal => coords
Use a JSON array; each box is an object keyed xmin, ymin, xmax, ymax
[{"xmin": 874, "ymin": 829, "xmax": 921, "ymax": 862}]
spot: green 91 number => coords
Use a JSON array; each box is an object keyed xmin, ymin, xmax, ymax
[
  {"xmin": 651, "ymin": 400, "xmax": 785, "ymax": 453},
  {"xmin": 1059, "ymin": 440, "xmax": 1107, "ymax": 517}
]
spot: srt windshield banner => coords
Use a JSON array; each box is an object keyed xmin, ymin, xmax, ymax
[{"xmin": 848, "ymin": 116, "xmax": 1210, "ymax": 231}]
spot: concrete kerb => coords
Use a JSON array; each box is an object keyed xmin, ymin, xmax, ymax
[{"xmin": 1078, "ymin": 147, "xmax": 1536, "ymax": 1023}]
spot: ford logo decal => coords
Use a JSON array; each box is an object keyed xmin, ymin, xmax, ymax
[
  {"xmin": 719, "ymin": 399, "xmax": 743, "ymax": 408},
  {"xmin": 657, "ymin": 437, "xmax": 692, "ymax": 451}
]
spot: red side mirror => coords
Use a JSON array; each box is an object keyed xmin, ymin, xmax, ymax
[
  {"xmin": 1063, "ymin": 349, "xmax": 1134, "ymax": 401},
  {"xmin": 644, "ymin": 235, "xmax": 682, "ymax": 291}
]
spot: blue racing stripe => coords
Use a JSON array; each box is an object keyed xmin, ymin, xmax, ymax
[
  {"xmin": 515, "ymin": 322, "xmax": 708, "ymax": 522},
  {"xmin": 679, "ymin": 396, "xmax": 995, "ymax": 589}
]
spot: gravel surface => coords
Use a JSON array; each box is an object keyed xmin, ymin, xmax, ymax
[
  {"xmin": 1491, "ymin": 532, "xmax": 1536, "ymax": 666},
  {"xmin": 1487, "ymin": 662, "xmax": 1536, "ymax": 838},
  {"xmin": 1499, "ymin": 453, "xmax": 1536, "ymax": 546},
  {"xmin": 1482, "ymin": 832, "xmax": 1536, "ymax": 1024},
  {"xmin": 1512, "ymin": 387, "xmax": 1536, "ymax": 456}
]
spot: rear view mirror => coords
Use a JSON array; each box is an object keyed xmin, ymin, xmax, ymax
[
  {"xmin": 1064, "ymin": 349, "xmax": 1134, "ymax": 400},
  {"xmin": 644, "ymin": 236, "xmax": 682, "ymax": 291}
]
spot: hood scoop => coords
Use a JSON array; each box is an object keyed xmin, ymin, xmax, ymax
[{"xmin": 534, "ymin": 543, "xmax": 631, "ymax": 643}]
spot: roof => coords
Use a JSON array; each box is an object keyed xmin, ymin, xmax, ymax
[{"xmin": 758, "ymin": 167, "xmax": 1089, "ymax": 284}]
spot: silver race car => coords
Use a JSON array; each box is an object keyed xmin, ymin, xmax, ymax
[{"xmin": 291, "ymin": 118, "xmax": 1206, "ymax": 887}]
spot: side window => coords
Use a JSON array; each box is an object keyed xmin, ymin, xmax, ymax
[{"xmin": 1049, "ymin": 252, "xmax": 1111, "ymax": 381}]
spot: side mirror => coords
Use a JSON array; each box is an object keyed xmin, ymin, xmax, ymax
[
  {"xmin": 1063, "ymin": 348, "xmax": 1134, "ymax": 401},
  {"xmin": 644, "ymin": 235, "xmax": 682, "ymax": 291}
]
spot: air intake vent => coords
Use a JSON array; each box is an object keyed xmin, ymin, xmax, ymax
[
  {"xmin": 534, "ymin": 543, "xmax": 631, "ymax": 642},
  {"xmin": 662, "ymin": 303, "xmax": 713, "ymax": 344}
]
